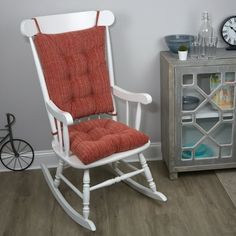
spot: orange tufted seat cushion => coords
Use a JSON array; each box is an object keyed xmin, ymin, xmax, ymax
[
  {"xmin": 34, "ymin": 26, "xmax": 114, "ymax": 119},
  {"xmin": 69, "ymin": 119, "xmax": 149, "ymax": 164}
]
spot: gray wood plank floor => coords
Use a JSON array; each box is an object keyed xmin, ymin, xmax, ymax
[
  {"xmin": 0, "ymin": 161, "xmax": 235, "ymax": 236},
  {"xmin": 216, "ymin": 169, "xmax": 236, "ymax": 208}
]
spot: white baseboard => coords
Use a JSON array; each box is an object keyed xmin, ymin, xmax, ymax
[
  {"xmin": 28, "ymin": 150, "xmax": 58, "ymax": 170},
  {"xmin": 0, "ymin": 142, "xmax": 162, "ymax": 172}
]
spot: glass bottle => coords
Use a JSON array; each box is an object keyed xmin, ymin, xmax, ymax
[{"xmin": 198, "ymin": 11, "xmax": 213, "ymax": 57}]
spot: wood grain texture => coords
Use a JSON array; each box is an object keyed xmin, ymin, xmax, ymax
[
  {"xmin": 216, "ymin": 169, "xmax": 236, "ymax": 207},
  {"xmin": 0, "ymin": 161, "xmax": 235, "ymax": 236}
]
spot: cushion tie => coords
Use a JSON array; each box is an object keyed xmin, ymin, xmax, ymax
[
  {"xmin": 96, "ymin": 11, "xmax": 100, "ymax": 26},
  {"xmin": 32, "ymin": 18, "xmax": 42, "ymax": 34}
]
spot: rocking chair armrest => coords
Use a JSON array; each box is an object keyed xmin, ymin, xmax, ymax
[
  {"xmin": 46, "ymin": 100, "xmax": 74, "ymax": 125},
  {"xmin": 112, "ymin": 85, "xmax": 152, "ymax": 105}
]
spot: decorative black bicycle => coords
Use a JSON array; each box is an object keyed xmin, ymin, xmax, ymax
[{"xmin": 0, "ymin": 113, "xmax": 34, "ymax": 171}]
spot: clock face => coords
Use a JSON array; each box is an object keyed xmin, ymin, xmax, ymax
[{"xmin": 221, "ymin": 16, "xmax": 236, "ymax": 46}]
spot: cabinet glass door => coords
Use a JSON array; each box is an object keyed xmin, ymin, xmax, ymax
[{"xmin": 178, "ymin": 68, "xmax": 236, "ymax": 163}]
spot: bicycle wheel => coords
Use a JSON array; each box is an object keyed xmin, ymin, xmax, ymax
[{"xmin": 0, "ymin": 139, "xmax": 34, "ymax": 171}]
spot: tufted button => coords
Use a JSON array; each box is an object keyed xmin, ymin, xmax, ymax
[{"xmin": 71, "ymin": 94, "xmax": 75, "ymax": 102}]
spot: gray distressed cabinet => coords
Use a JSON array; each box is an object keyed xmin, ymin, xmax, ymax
[{"xmin": 160, "ymin": 49, "xmax": 236, "ymax": 179}]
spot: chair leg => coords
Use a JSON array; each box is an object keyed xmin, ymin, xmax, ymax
[
  {"xmin": 138, "ymin": 153, "xmax": 167, "ymax": 201},
  {"xmin": 83, "ymin": 170, "xmax": 90, "ymax": 220},
  {"xmin": 41, "ymin": 163, "xmax": 96, "ymax": 231},
  {"xmin": 110, "ymin": 154, "xmax": 167, "ymax": 202},
  {"xmin": 54, "ymin": 159, "xmax": 64, "ymax": 188},
  {"xmin": 138, "ymin": 153, "xmax": 157, "ymax": 193}
]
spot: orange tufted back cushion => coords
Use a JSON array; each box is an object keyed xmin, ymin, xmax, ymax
[{"xmin": 34, "ymin": 26, "xmax": 114, "ymax": 118}]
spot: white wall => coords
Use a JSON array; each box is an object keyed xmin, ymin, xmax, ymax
[{"xmin": 0, "ymin": 0, "xmax": 235, "ymax": 151}]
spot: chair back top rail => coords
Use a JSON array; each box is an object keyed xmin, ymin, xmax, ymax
[{"xmin": 21, "ymin": 10, "xmax": 115, "ymax": 37}]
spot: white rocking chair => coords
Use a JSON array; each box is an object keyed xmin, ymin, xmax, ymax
[{"xmin": 21, "ymin": 10, "xmax": 167, "ymax": 231}]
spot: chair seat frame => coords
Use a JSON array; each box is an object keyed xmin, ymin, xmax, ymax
[{"xmin": 21, "ymin": 10, "xmax": 167, "ymax": 231}]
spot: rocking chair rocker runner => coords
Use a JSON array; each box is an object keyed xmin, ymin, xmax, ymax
[{"xmin": 21, "ymin": 10, "xmax": 167, "ymax": 231}]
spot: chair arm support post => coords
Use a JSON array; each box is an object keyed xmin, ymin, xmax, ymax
[
  {"xmin": 126, "ymin": 101, "xmax": 130, "ymax": 126},
  {"xmin": 135, "ymin": 102, "xmax": 142, "ymax": 130},
  {"xmin": 112, "ymin": 86, "xmax": 152, "ymax": 130},
  {"xmin": 112, "ymin": 85, "xmax": 152, "ymax": 104},
  {"xmin": 46, "ymin": 100, "xmax": 74, "ymax": 125},
  {"xmin": 46, "ymin": 100, "xmax": 73, "ymax": 156}
]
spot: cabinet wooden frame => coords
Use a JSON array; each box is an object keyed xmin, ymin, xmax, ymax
[{"xmin": 160, "ymin": 50, "xmax": 236, "ymax": 179}]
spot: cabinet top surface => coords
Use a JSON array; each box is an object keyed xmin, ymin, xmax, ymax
[{"xmin": 160, "ymin": 48, "xmax": 236, "ymax": 67}]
